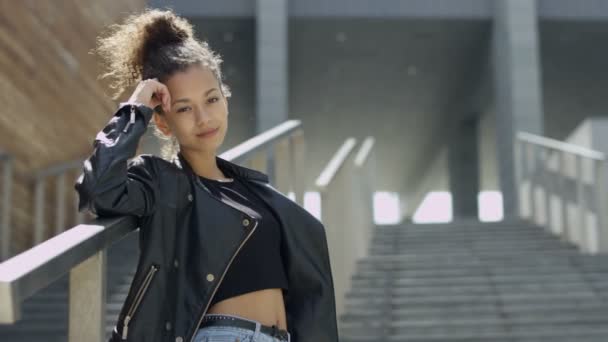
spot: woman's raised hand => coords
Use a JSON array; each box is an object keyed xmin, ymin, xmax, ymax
[{"xmin": 127, "ymin": 78, "xmax": 172, "ymax": 114}]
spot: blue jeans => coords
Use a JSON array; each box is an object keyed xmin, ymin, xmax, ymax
[{"xmin": 193, "ymin": 314, "xmax": 291, "ymax": 342}]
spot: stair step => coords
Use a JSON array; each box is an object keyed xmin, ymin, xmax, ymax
[
  {"xmin": 338, "ymin": 222, "xmax": 608, "ymax": 340},
  {"xmin": 351, "ymin": 275, "xmax": 592, "ymax": 286},
  {"xmin": 341, "ymin": 304, "xmax": 608, "ymax": 320},
  {"xmin": 345, "ymin": 292, "xmax": 602, "ymax": 306}
]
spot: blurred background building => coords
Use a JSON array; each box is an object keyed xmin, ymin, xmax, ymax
[
  {"xmin": 1, "ymin": 1, "xmax": 608, "ymax": 341},
  {"xmin": 146, "ymin": 0, "xmax": 608, "ymax": 226}
]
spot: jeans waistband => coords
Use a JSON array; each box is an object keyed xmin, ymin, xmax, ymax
[{"xmin": 201, "ymin": 313, "xmax": 290, "ymax": 342}]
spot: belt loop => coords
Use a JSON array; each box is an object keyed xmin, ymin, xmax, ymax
[{"xmin": 254, "ymin": 321, "xmax": 261, "ymax": 334}]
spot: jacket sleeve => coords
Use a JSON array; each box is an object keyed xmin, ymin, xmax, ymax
[{"xmin": 74, "ymin": 102, "xmax": 159, "ymax": 218}]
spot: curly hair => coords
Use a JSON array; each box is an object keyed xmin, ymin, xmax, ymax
[{"xmin": 93, "ymin": 7, "xmax": 231, "ymax": 161}]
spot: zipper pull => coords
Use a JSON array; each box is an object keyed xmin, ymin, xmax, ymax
[
  {"xmin": 122, "ymin": 315, "xmax": 131, "ymax": 340},
  {"xmin": 122, "ymin": 105, "xmax": 137, "ymax": 133}
]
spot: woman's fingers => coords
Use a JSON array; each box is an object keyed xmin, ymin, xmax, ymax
[
  {"xmin": 148, "ymin": 80, "xmax": 170, "ymax": 113},
  {"xmin": 127, "ymin": 78, "xmax": 171, "ymax": 113},
  {"xmin": 155, "ymin": 82, "xmax": 171, "ymax": 113},
  {"xmin": 163, "ymin": 86, "xmax": 171, "ymax": 113}
]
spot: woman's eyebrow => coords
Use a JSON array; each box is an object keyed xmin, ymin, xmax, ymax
[
  {"xmin": 205, "ymin": 87, "xmax": 218, "ymax": 95},
  {"xmin": 171, "ymin": 88, "xmax": 219, "ymax": 105},
  {"xmin": 172, "ymin": 98, "xmax": 190, "ymax": 105}
]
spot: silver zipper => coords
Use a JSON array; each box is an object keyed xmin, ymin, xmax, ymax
[
  {"xmin": 122, "ymin": 264, "xmax": 159, "ymax": 340},
  {"xmin": 187, "ymin": 220, "xmax": 259, "ymax": 342},
  {"xmin": 122, "ymin": 105, "xmax": 137, "ymax": 133}
]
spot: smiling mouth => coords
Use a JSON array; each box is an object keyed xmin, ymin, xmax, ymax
[{"xmin": 196, "ymin": 128, "xmax": 219, "ymax": 138}]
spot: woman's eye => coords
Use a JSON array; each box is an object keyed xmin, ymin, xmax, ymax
[
  {"xmin": 177, "ymin": 106, "xmax": 191, "ymax": 113},
  {"xmin": 208, "ymin": 97, "xmax": 219, "ymax": 104}
]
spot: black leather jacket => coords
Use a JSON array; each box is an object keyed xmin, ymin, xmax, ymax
[{"xmin": 74, "ymin": 103, "xmax": 339, "ymax": 342}]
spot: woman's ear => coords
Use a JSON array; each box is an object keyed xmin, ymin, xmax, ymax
[{"xmin": 153, "ymin": 113, "xmax": 172, "ymax": 137}]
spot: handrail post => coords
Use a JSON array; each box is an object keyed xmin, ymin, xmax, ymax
[
  {"xmin": 558, "ymin": 151, "xmax": 569, "ymax": 240},
  {"xmin": 291, "ymin": 129, "xmax": 306, "ymax": 206},
  {"xmin": 594, "ymin": 159, "xmax": 608, "ymax": 253},
  {"xmin": 248, "ymin": 150, "xmax": 268, "ymax": 174},
  {"xmin": 542, "ymin": 148, "xmax": 552, "ymax": 231},
  {"xmin": 55, "ymin": 173, "xmax": 66, "ymax": 235},
  {"xmin": 274, "ymin": 138, "xmax": 291, "ymax": 196},
  {"xmin": 353, "ymin": 137, "xmax": 375, "ymax": 260},
  {"xmin": 315, "ymin": 138, "xmax": 357, "ymax": 320},
  {"xmin": 34, "ymin": 179, "xmax": 46, "ymax": 244},
  {"xmin": 68, "ymin": 249, "xmax": 107, "ymax": 342},
  {"xmin": 74, "ymin": 172, "xmax": 85, "ymax": 225},
  {"xmin": 325, "ymin": 170, "xmax": 351, "ymax": 319},
  {"xmin": 514, "ymin": 139, "xmax": 525, "ymax": 218},
  {"xmin": 0, "ymin": 282, "xmax": 20, "ymax": 322},
  {"xmin": 576, "ymin": 155, "xmax": 589, "ymax": 253},
  {"xmin": 1, "ymin": 157, "xmax": 13, "ymax": 261},
  {"xmin": 528, "ymin": 143, "xmax": 537, "ymax": 225}
]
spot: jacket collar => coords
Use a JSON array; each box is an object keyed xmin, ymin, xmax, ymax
[{"xmin": 172, "ymin": 151, "xmax": 269, "ymax": 183}]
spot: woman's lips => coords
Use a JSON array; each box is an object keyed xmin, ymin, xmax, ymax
[{"xmin": 196, "ymin": 127, "xmax": 218, "ymax": 138}]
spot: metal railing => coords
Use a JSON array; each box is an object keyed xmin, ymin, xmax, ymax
[
  {"xmin": 0, "ymin": 151, "xmax": 13, "ymax": 262},
  {"xmin": 225, "ymin": 120, "xmax": 306, "ymax": 205},
  {"xmin": 0, "ymin": 119, "xmax": 305, "ymax": 342},
  {"xmin": 31, "ymin": 159, "xmax": 87, "ymax": 246},
  {"xmin": 315, "ymin": 136, "xmax": 376, "ymax": 320},
  {"xmin": 515, "ymin": 131, "xmax": 608, "ymax": 254}
]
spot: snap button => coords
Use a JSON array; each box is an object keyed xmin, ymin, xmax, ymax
[
  {"xmin": 187, "ymin": 193, "xmax": 193, "ymax": 202},
  {"xmin": 175, "ymin": 336, "xmax": 183, "ymax": 342},
  {"xmin": 165, "ymin": 321, "xmax": 172, "ymax": 331},
  {"xmin": 206, "ymin": 273, "xmax": 215, "ymax": 282},
  {"xmin": 173, "ymin": 259, "xmax": 179, "ymax": 268},
  {"xmin": 242, "ymin": 218, "xmax": 250, "ymax": 227}
]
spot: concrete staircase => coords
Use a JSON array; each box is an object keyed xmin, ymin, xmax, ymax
[
  {"xmin": 3, "ymin": 220, "xmax": 608, "ymax": 342},
  {"xmin": 0, "ymin": 232, "xmax": 140, "ymax": 342},
  {"xmin": 338, "ymin": 220, "xmax": 608, "ymax": 342}
]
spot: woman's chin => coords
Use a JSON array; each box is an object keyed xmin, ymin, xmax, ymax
[{"xmin": 190, "ymin": 142, "xmax": 222, "ymax": 154}]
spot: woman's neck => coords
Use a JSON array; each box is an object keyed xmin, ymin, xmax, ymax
[{"xmin": 180, "ymin": 148, "xmax": 230, "ymax": 180}]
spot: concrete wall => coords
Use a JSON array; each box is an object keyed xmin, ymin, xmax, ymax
[
  {"xmin": 401, "ymin": 146, "xmax": 449, "ymax": 218},
  {"xmin": 479, "ymin": 107, "xmax": 500, "ymax": 191},
  {"xmin": 289, "ymin": 19, "xmax": 487, "ymax": 192},
  {"xmin": 151, "ymin": 0, "xmax": 608, "ymax": 20},
  {"xmin": 541, "ymin": 21, "xmax": 608, "ymax": 140}
]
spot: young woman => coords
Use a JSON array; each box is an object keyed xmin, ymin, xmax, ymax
[{"xmin": 75, "ymin": 8, "xmax": 338, "ymax": 342}]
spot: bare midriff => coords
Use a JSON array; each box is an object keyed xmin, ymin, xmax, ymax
[{"xmin": 206, "ymin": 288, "xmax": 288, "ymax": 330}]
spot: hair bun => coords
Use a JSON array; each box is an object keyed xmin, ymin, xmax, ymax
[{"xmin": 141, "ymin": 10, "xmax": 193, "ymax": 57}]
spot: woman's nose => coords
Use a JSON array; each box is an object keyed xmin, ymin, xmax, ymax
[{"xmin": 194, "ymin": 108, "xmax": 212, "ymax": 124}]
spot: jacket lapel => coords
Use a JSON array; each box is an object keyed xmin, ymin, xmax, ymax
[{"xmin": 172, "ymin": 152, "xmax": 269, "ymax": 183}]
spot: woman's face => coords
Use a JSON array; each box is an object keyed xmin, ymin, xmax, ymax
[{"xmin": 154, "ymin": 63, "xmax": 229, "ymax": 154}]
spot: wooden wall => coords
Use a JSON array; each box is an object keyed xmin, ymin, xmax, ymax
[{"xmin": 0, "ymin": 0, "xmax": 147, "ymax": 256}]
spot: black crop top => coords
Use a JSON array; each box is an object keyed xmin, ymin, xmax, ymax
[{"xmin": 196, "ymin": 175, "xmax": 289, "ymax": 306}]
